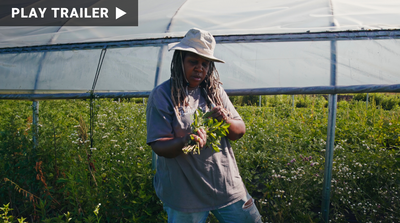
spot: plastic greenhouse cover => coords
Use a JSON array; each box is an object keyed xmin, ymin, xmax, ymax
[
  {"xmin": 1, "ymin": 0, "xmax": 400, "ymax": 47},
  {"xmin": 2, "ymin": 39, "xmax": 400, "ymax": 93},
  {"xmin": 0, "ymin": 47, "xmax": 159, "ymax": 93},
  {"xmin": 0, "ymin": 0, "xmax": 400, "ymax": 94}
]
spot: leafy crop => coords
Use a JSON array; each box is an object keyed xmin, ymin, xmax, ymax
[{"xmin": 182, "ymin": 109, "xmax": 230, "ymax": 154}]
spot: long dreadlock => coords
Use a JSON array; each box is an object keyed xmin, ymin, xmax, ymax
[{"xmin": 170, "ymin": 50, "xmax": 224, "ymax": 116}]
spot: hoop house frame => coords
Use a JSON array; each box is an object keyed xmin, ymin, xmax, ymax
[{"xmin": 1, "ymin": 29, "xmax": 400, "ymax": 222}]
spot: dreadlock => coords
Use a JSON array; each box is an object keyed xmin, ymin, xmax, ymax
[{"xmin": 170, "ymin": 50, "xmax": 224, "ymax": 116}]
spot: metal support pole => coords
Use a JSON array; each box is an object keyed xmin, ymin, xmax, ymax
[
  {"xmin": 366, "ymin": 93, "xmax": 369, "ymax": 109},
  {"xmin": 152, "ymin": 45, "xmax": 166, "ymax": 171},
  {"xmin": 321, "ymin": 94, "xmax": 337, "ymax": 221},
  {"xmin": 321, "ymin": 40, "xmax": 338, "ymax": 222},
  {"xmin": 90, "ymin": 47, "xmax": 107, "ymax": 151},
  {"xmin": 259, "ymin": 95, "xmax": 261, "ymax": 107},
  {"xmin": 292, "ymin": 95, "xmax": 295, "ymax": 109},
  {"xmin": 32, "ymin": 101, "xmax": 39, "ymax": 149}
]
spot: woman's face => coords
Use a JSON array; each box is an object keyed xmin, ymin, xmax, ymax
[{"xmin": 183, "ymin": 52, "xmax": 210, "ymax": 89}]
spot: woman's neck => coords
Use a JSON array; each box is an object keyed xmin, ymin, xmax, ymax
[{"xmin": 187, "ymin": 85, "xmax": 199, "ymax": 91}]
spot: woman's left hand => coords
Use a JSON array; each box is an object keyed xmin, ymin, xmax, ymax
[
  {"xmin": 209, "ymin": 106, "xmax": 230, "ymax": 122},
  {"xmin": 208, "ymin": 106, "xmax": 246, "ymax": 141}
]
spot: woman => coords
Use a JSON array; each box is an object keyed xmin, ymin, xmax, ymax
[{"xmin": 146, "ymin": 28, "xmax": 262, "ymax": 223}]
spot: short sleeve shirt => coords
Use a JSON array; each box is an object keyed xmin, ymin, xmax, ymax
[{"xmin": 146, "ymin": 79, "xmax": 246, "ymax": 213}]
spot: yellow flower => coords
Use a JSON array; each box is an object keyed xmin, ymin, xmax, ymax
[{"xmin": 94, "ymin": 203, "xmax": 101, "ymax": 216}]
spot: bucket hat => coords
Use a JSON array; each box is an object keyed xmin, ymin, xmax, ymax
[{"xmin": 168, "ymin": 28, "xmax": 225, "ymax": 63}]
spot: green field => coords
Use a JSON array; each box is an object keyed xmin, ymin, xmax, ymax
[{"xmin": 1, "ymin": 94, "xmax": 399, "ymax": 222}]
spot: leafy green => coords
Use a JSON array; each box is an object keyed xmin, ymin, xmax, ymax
[{"xmin": 182, "ymin": 108, "xmax": 230, "ymax": 155}]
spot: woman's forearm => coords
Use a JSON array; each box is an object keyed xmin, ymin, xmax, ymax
[
  {"xmin": 151, "ymin": 137, "xmax": 186, "ymax": 158},
  {"xmin": 150, "ymin": 136, "xmax": 188, "ymax": 158},
  {"xmin": 151, "ymin": 129, "xmax": 207, "ymax": 158},
  {"xmin": 226, "ymin": 119, "xmax": 246, "ymax": 141}
]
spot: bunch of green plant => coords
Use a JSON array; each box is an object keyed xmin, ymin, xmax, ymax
[{"xmin": 183, "ymin": 109, "xmax": 230, "ymax": 154}]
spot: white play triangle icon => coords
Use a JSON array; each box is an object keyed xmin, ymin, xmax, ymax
[{"xmin": 115, "ymin": 7, "xmax": 126, "ymax": 20}]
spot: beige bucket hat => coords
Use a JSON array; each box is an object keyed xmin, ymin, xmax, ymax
[{"xmin": 168, "ymin": 28, "xmax": 225, "ymax": 63}]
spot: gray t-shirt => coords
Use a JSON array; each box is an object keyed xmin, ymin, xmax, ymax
[{"xmin": 146, "ymin": 79, "xmax": 246, "ymax": 213}]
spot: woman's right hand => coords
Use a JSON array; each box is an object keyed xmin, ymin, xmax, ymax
[
  {"xmin": 190, "ymin": 128, "xmax": 207, "ymax": 148},
  {"xmin": 151, "ymin": 128, "xmax": 207, "ymax": 158}
]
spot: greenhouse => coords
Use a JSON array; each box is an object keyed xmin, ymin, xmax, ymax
[{"xmin": 1, "ymin": 0, "xmax": 400, "ymax": 222}]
